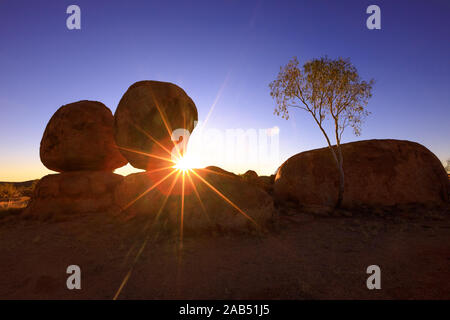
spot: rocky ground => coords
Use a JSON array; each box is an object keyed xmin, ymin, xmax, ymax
[{"xmin": 0, "ymin": 204, "xmax": 449, "ymax": 300}]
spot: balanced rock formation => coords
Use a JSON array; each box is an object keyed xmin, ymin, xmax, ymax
[
  {"xmin": 114, "ymin": 166, "xmax": 274, "ymax": 232},
  {"xmin": 114, "ymin": 81, "xmax": 198, "ymax": 170},
  {"xmin": 274, "ymin": 139, "xmax": 449, "ymax": 209},
  {"xmin": 24, "ymin": 171, "xmax": 123, "ymax": 219},
  {"xmin": 40, "ymin": 100, "xmax": 127, "ymax": 172}
]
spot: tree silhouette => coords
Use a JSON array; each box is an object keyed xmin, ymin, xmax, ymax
[{"xmin": 270, "ymin": 56, "xmax": 374, "ymax": 208}]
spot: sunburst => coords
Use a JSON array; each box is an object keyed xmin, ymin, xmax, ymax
[
  {"xmin": 172, "ymin": 154, "xmax": 199, "ymax": 172},
  {"xmin": 113, "ymin": 91, "xmax": 261, "ymax": 300}
]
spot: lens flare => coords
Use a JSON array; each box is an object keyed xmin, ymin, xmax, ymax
[{"xmin": 173, "ymin": 154, "xmax": 200, "ymax": 172}]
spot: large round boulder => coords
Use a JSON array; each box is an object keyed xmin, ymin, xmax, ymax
[
  {"xmin": 114, "ymin": 166, "xmax": 274, "ymax": 232},
  {"xmin": 274, "ymin": 139, "xmax": 449, "ymax": 209},
  {"xmin": 40, "ymin": 100, "xmax": 127, "ymax": 172},
  {"xmin": 24, "ymin": 171, "xmax": 124, "ymax": 219},
  {"xmin": 114, "ymin": 81, "xmax": 198, "ymax": 170}
]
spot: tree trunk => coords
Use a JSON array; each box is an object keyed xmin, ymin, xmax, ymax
[
  {"xmin": 335, "ymin": 146, "xmax": 344, "ymax": 208},
  {"xmin": 336, "ymin": 160, "xmax": 345, "ymax": 208},
  {"xmin": 326, "ymin": 145, "xmax": 345, "ymax": 208}
]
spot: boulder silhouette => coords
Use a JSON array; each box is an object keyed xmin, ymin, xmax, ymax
[
  {"xmin": 24, "ymin": 171, "xmax": 123, "ymax": 218},
  {"xmin": 204, "ymin": 166, "xmax": 237, "ymax": 177},
  {"xmin": 114, "ymin": 167, "xmax": 274, "ymax": 231},
  {"xmin": 242, "ymin": 170, "xmax": 258, "ymax": 181},
  {"xmin": 255, "ymin": 175, "xmax": 274, "ymax": 194},
  {"xmin": 274, "ymin": 139, "xmax": 449, "ymax": 209},
  {"xmin": 114, "ymin": 81, "xmax": 198, "ymax": 170},
  {"xmin": 242, "ymin": 170, "xmax": 273, "ymax": 193},
  {"xmin": 40, "ymin": 100, "xmax": 127, "ymax": 172}
]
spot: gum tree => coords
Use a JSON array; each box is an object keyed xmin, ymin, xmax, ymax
[{"xmin": 270, "ymin": 56, "xmax": 374, "ymax": 208}]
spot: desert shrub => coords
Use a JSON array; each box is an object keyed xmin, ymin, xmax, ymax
[
  {"xmin": 0, "ymin": 184, "xmax": 20, "ymax": 199},
  {"xmin": 20, "ymin": 180, "xmax": 39, "ymax": 197}
]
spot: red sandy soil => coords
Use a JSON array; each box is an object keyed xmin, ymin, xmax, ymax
[{"xmin": 0, "ymin": 206, "xmax": 449, "ymax": 300}]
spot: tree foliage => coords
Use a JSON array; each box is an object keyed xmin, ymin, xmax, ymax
[
  {"xmin": 270, "ymin": 56, "xmax": 373, "ymax": 140},
  {"xmin": 270, "ymin": 56, "xmax": 374, "ymax": 207}
]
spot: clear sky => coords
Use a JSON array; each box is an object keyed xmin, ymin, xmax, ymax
[{"xmin": 0, "ymin": 0, "xmax": 449, "ymax": 181}]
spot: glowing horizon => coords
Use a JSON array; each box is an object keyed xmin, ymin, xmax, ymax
[{"xmin": 1, "ymin": 1, "xmax": 449, "ymax": 181}]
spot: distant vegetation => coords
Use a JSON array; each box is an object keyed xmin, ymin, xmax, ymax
[
  {"xmin": 0, "ymin": 180, "xmax": 38, "ymax": 216},
  {"xmin": 0, "ymin": 180, "xmax": 38, "ymax": 200}
]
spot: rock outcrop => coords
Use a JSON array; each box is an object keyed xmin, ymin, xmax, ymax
[
  {"xmin": 24, "ymin": 171, "xmax": 123, "ymax": 219},
  {"xmin": 242, "ymin": 170, "xmax": 274, "ymax": 194},
  {"xmin": 40, "ymin": 100, "xmax": 127, "ymax": 172},
  {"xmin": 242, "ymin": 170, "xmax": 258, "ymax": 181},
  {"xmin": 114, "ymin": 81, "xmax": 198, "ymax": 170},
  {"xmin": 114, "ymin": 167, "xmax": 274, "ymax": 232},
  {"xmin": 29, "ymin": 100, "xmax": 127, "ymax": 218},
  {"xmin": 274, "ymin": 139, "xmax": 449, "ymax": 209}
]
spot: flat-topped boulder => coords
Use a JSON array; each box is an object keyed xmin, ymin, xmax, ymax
[
  {"xmin": 274, "ymin": 139, "xmax": 449, "ymax": 209},
  {"xmin": 24, "ymin": 171, "xmax": 123, "ymax": 219},
  {"xmin": 114, "ymin": 167, "xmax": 274, "ymax": 232},
  {"xmin": 114, "ymin": 81, "xmax": 198, "ymax": 170},
  {"xmin": 40, "ymin": 100, "xmax": 127, "ymax": 172}
]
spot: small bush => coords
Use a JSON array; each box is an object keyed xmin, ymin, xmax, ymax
[{"xmin": 0, "ymin": 184, "xmax": 20, "ymax": 199}]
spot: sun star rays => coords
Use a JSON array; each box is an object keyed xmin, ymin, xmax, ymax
[
  {"xmin": 122, "ymin": 168, "xmax": 177, "ymax": 211},
  {"xmin": 113, "ymin": 88, "xmax": 262, "ymax": 299},
  {"xmin": 113, "ymin": 152, "xmax": 261, "ymax": 299}
]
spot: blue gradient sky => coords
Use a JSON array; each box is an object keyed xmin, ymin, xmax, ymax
[{"xmin": 0, "ymin": 0, "xmax": 449, "ymax": 181}]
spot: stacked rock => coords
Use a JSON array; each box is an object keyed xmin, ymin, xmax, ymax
[
  {"xmin": 112, "ymin": 81, "xmax": 199, "ymax": 222},
  {"xmin": 25, "ymin": 100, "xmax": 127, "ymax": 218},
  {"xmin": 113, "ymin": 81, "xmax": 274, "ymax": 231},
  {"xmin": 114, "ymin": 166, "xmax": 274, "ymax": 232},
  {"xmin": 26, "ymin": 81, "xmax": 275, "ymax": 231},
  {"xmin": 114, "ymin": 80, "xmax": 198, "ymax": 170}
]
